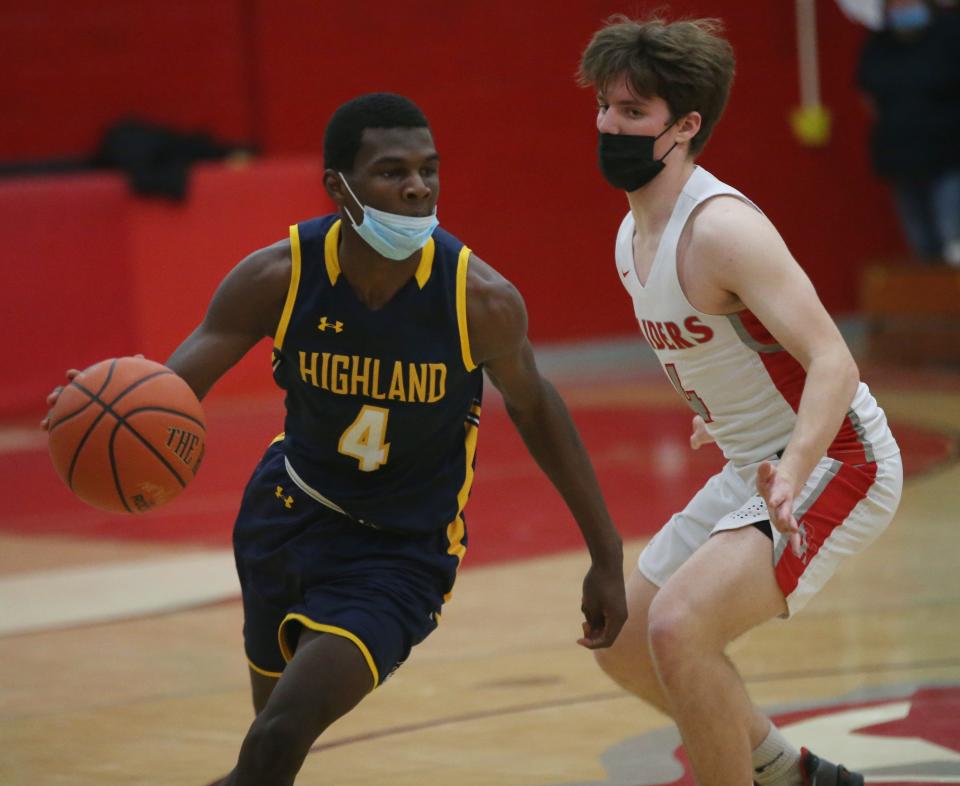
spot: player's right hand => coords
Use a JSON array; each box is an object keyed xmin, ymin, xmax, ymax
[
  {"xmin": 689, "ymin": 415, "xmax": 714, "ymax": 450},
  {"xmin": 756, "ymin": 460, "xmax": 803, "ymax": 557},
  {"xmin": 40, "ymin": 369, "xmax": 80, "ymax": 431}
]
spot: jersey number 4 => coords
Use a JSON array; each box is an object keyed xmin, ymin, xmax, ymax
[
  {"xmin": 664, "ymin": 363, "xmax": 713, "ymax": 422},
  {"xmin": 339, "ymin": 405, "xmax": 391, "ymax": 471}
]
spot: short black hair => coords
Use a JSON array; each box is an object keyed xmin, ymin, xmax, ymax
[{"xmin": 323, "ymin": 93, "xmax": 430, "ymax": 171}]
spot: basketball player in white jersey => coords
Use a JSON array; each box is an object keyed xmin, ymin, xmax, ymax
[{"xmin": 578, "ymin": 15, "xmax": 902, "ymax": 786}]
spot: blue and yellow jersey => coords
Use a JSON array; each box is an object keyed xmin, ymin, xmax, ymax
[{"xmin": 272, "ymin": 214, "xmax": 483, "ymax": 535}]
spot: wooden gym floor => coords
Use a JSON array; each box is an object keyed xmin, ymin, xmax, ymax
[{"xmin": 2, "ymin": 347, "xmax": 959, "ymax": 786}]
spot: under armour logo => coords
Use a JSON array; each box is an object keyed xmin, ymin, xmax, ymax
[
  {"xmin": 274, "ymin": 485, "xmax": 294, "ymax": 509},
  {"xmin": 317, "ymin": 317, "xmax": 343, "ymax": 333}
]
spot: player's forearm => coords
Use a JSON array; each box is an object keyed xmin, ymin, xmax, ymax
[
  {"xmin": 506, "ymin": 382, "xmax": 623, "ymax": 564},
  {"xmin": 780, "ymin": 349, "xmax": 860, "ymax": 486}
]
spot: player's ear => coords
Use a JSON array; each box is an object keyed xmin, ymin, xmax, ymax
[
  {"xmin": 323, "ymin": 170, "xmax": 346, "ymax": 205},
  {"xmin": 676, "ymin": 111, "xmax": 702, "ymax": 145}
]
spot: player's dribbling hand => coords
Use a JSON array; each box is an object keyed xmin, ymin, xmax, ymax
[
  {"xmin": 576, "ymin": 560, "xmax": 627, "ymax": 649},
  {"xmin": 756, "ymin": 461, "xmax": 803, "ymax": 557},
  {"xmin": 40, "ymin": 368, "xmax": 80, "ymax": 431},
  {"xmin": 689, "ymin": 415, "xmax": 715, "ymax": 450}
]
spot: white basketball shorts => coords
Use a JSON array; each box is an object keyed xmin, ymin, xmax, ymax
[{"xmin": 638, "ymin": 452, "xmax": 903, "ymax": 616}]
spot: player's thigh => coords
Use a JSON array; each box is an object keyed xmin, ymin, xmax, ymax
[
  {"xmin": 249, "ymin": 667, "xmax": 280, "ymax": 715},
  {"xmin": 651, "ymin": 525, "xmax": 786, "ymax": 651},
  {"xmin": 284, "ymin": 630, "xmax": 374, "ymax": 722},
  {"xmin": 254, "ymin": 630, "xmax": 374, "ymax": 742},
  {"xmin": 639, "ymin": 461, "xmax": 746, "ymax": 588}
]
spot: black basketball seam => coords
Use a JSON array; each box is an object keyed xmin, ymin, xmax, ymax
[
  {"xmin": 122, "ymin": 406, "xmax": 205, "ymax": 431},
  {"xmin": 108, "ymin": 417, "xmax": 191, "ymax": 514},
  {"xmin": 108, "ymin": 423, "xmax": 134, "ymax": 513},
  {"xmin": 112, "ymin": 408, "xmax": 205, "ymax": 486},
  {"xmin": 65, "ymin": 367, "xmax": 177, "ymax": 490},
  {"xmin": 48, "ymin": 359, "xmax": 119, "ymax": 433},
  {"xmin": 65, "ymin": 359, "xmax": 122, "ymax": 489}
]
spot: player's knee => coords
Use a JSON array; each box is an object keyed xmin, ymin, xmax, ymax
[{"xmin": 646, "ymin": 594, "xmax": 699, "ymax": 679}]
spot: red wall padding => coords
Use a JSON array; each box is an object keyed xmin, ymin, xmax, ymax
[
  {"xmin": 0, "ymin": 160, "xmax": 329, "ymax": 419},
  {"xmin": 0, "ymin": 175, "xmax": 136, "ymax": 416},
  {"xmin": 0, "ymin": 1, "xmax": 252, "ymax": 158}
]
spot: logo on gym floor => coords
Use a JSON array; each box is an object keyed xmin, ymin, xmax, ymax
[{"xmin": 549, "ymin": 684, "xmax": 960, "ymax": 786}]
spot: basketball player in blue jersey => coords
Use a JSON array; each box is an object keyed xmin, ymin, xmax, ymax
[{"xmin": 45, "ymin": 92, "xmax": 627, "ymax": 785}]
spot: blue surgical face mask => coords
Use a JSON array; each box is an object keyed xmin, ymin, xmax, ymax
[
  {"xmin": 338, "ymin": 173, "xmax": 438, "ymax": 261},
  {"xmin": 887, "ymin": 2, "xmax": 932, "ymax": 31}
]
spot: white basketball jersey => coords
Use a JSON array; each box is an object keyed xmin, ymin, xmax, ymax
[{"xmin": 615, "ymin": 166, "xmax": 898, "ymax": 466}]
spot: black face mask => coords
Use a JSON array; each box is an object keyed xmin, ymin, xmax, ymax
[{"xmin": 597, "ymin": 125, "xmax": 677, "ymax": 191}]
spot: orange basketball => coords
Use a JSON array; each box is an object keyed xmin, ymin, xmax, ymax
[{"xmin": 47, "ymin": 356, "xmax": 206, "ymax": 513}]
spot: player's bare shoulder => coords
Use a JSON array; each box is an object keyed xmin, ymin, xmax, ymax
[
  {"xmin": 465, "ymin": 253, "xmax": 528, "ymax": 366},
  {"xmin": 681, "ymin": 194, "xmax": 794, "ymax": 302},
  {"xmin": 234, "ymin": 239, "xmax": 292, "ymax": 294},
  {"xmin": 209, "ymin": 238, "xmax": 293, "ymax": 340}
]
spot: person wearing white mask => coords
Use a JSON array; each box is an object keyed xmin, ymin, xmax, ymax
[{"xmin": 43, "ymin": 92, "xmax": 629, "ymax": 786}]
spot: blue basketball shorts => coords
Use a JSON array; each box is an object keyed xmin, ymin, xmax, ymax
[{"xmin": 232, "ymin": 442, "xmax": 465, "ymax": 687}]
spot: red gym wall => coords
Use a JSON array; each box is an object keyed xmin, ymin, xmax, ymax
[{"xmin": 0, "ymin": 1, "xmax": 903, "ymax": 418}]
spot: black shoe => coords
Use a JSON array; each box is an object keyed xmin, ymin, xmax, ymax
[{"xmin": 801, "ymin": 747, "xmax": 864, "ymax": 786}]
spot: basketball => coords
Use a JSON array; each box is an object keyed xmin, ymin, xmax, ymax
[{"xmin": 47, "ymin": 356, "xmax": 206, "ymax": 513}]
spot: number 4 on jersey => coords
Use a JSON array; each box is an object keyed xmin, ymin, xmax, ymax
[
  {"xmin": 664, "ymin": 363, "xmax": 713, "ymax": 423},
  {"xmin": 339, "ymin": 405, "xmax": 391, "ymax": 471}
]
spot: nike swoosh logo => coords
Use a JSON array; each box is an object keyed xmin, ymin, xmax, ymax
[
  {"xmin": 621, "ymin": 269, "xmax": 630, "ymax": 278},
  {"xmin": 754, "ymin": 751, "xmax": 784, "ymax": 774}
]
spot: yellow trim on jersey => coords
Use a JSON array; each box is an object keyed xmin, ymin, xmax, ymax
[
  {"xmin": 414, "ymin": 237, "xmax": 436, "ymax": 289},
  {"xmin": 247, "ymin": 658, "xmax": 283, "ymax": 679},
  {"xmin": 324, "ymin": 219, "xmax": 342, "ymax": 285},
  {"xmin": 456, "ymin": 246, "xmax": 476, "ymax": 371},
  {"xmin": 270, "ymin": 432, "xmax": 285, "ymax": 446},
  {"xmin": 279, "ymin": 613, "xmax": 380, "ymax": 687},
  {"xmin": 323, "ymin": 219, "xmax": 432, "ymax": 288},
  {"xmin": 274, "ymin": 225, "xmax": 303, "ymax": 352},
  {"xmin": 443, "ymin": 400, "xmax": 481, "ymax": 601}
]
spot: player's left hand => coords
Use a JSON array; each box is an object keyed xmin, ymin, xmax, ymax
[
  {"xmin": 40, "ymin": 368, "xmax": 80, "ymax": 431},
  {"xmin": 576, "ymin": 560, "xmax": 627, "ymax": 649},
  {"xmin": 756, "ymin": 460, "xmax": 803, "ymax": 557}
]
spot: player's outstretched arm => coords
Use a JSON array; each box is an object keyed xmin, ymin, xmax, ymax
[
  {"xmin": 41, "ymin": 234, "xmax": 288, "ymax": 426},
  {"xmin": 466, "ymin": 255, "xmax": 627, "ymax": 649},
  {"xmin": 165, "ymin": 240, "xmax": 292, "ymax": 400}
]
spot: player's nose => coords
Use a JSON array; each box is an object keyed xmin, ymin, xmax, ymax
[
  {"xmin": 402, "ymin": 174, "xmax": 431, "ymax": 202},
  {"xmin": 597, "ymin": 109, "xmax": 619, "ymax": 134}
]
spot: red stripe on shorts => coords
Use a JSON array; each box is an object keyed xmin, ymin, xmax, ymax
[{"xmin": 775, "ymin": 461, "xmax": 878, "ymax": 599}]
